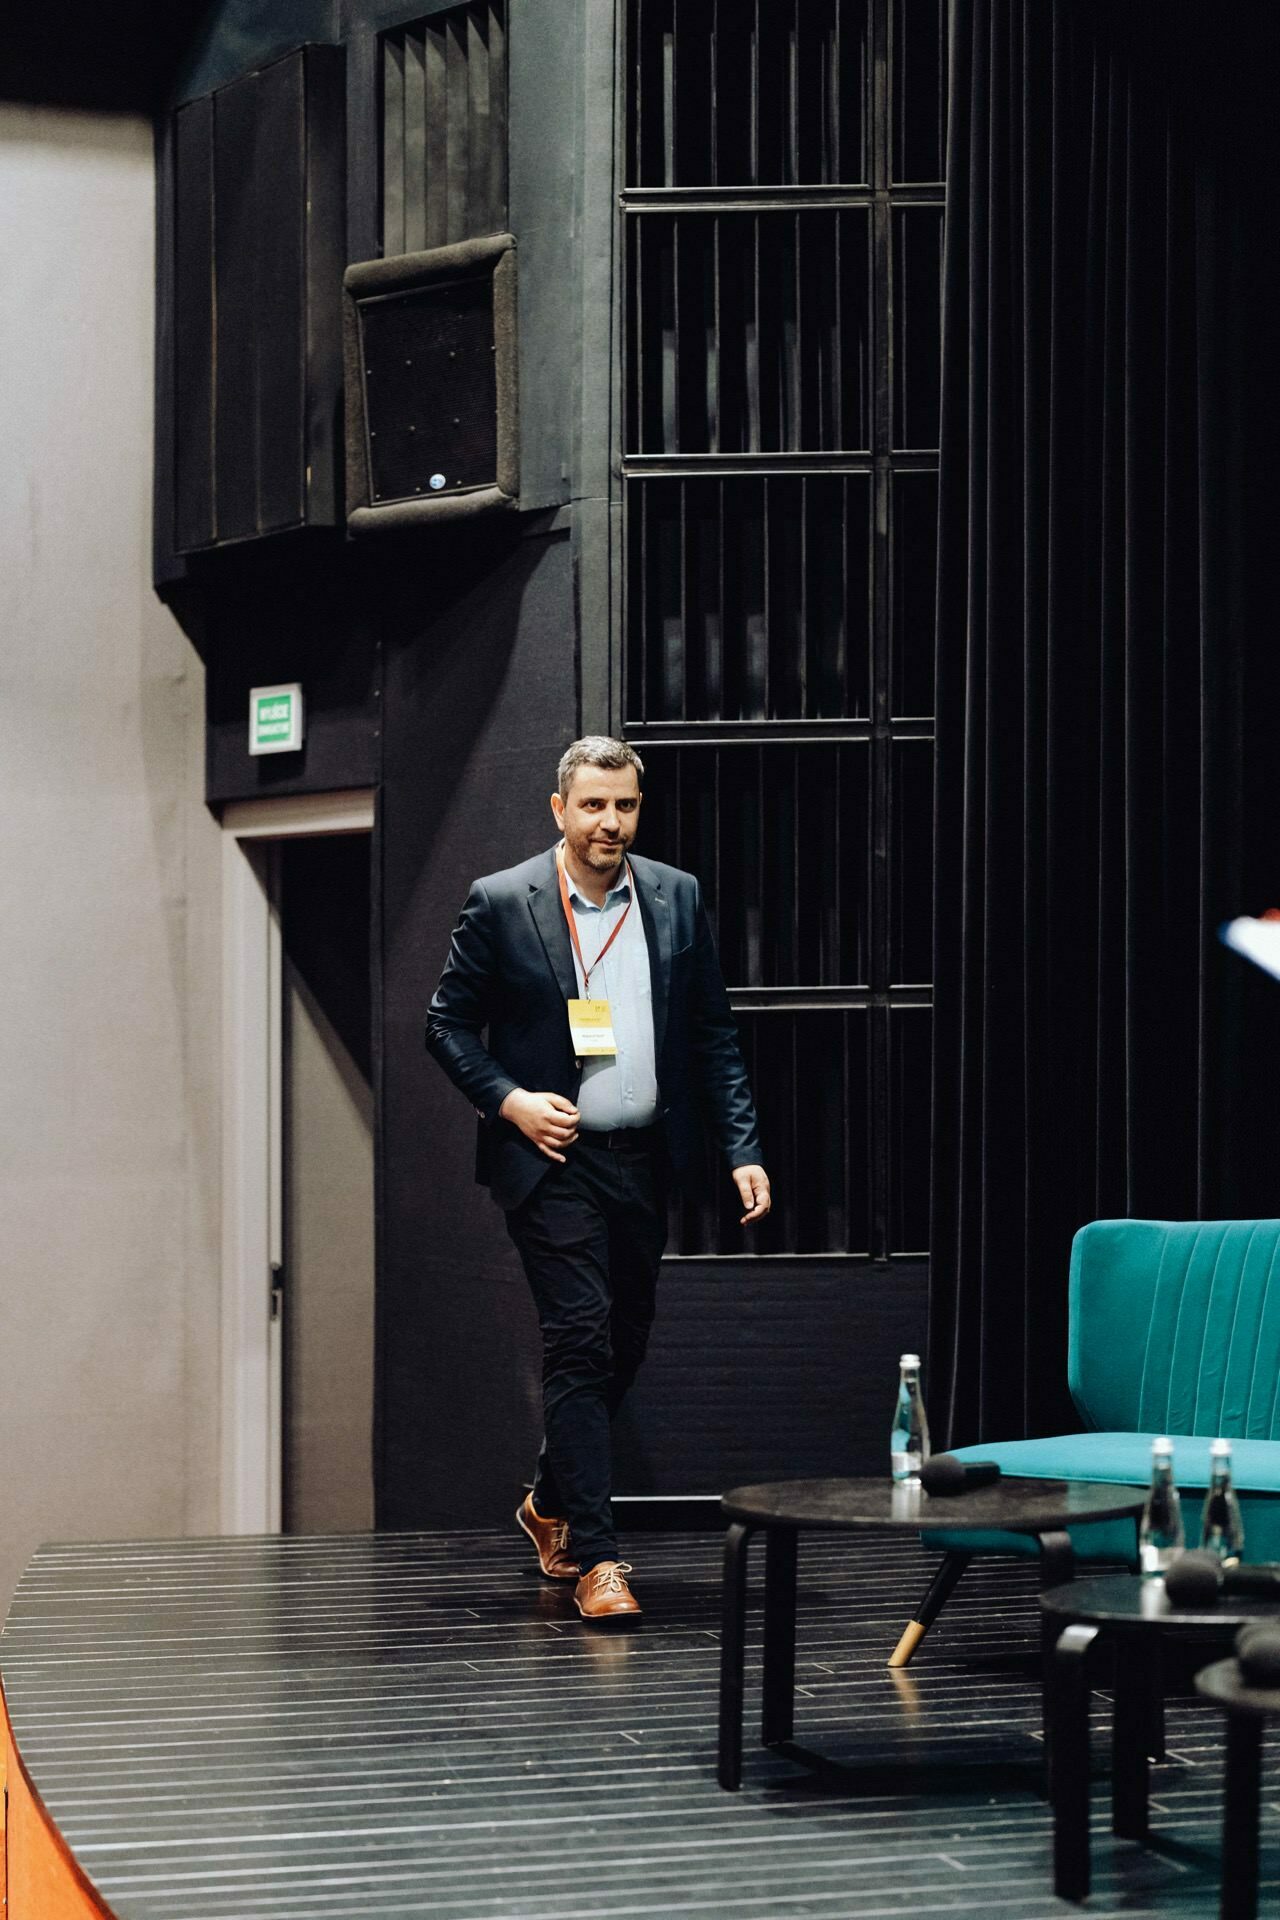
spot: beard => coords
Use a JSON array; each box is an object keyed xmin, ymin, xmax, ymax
[{"xmin": 564, "ymin": 824, "xmax": 628, "ymax": 874}]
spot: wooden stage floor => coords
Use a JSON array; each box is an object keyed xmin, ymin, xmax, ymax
[{"xmin": 2, "ymin": 1525, "xmax": 1276, "ymax": 1918}]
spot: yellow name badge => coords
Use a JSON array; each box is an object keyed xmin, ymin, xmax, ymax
[{"xmin": 567, "ymin": 998, "xmax": 617, "ymax": 1056}]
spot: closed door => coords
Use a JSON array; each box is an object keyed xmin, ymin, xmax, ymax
[{"xmin": 280, "ymin": 833, "xmax": 374, "ymax": 1532}]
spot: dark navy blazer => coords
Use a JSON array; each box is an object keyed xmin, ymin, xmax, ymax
[{"xmin": 424, "ymin": 845, "xmax": 763, "ymax": 1211}]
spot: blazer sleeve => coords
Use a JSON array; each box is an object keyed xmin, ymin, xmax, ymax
[
  {"xmin": 688, "ymin": 880, "xmax": 764, "ymax": 1168},
  {"xmin": 424, "ymin": 879, "xmax": 520, "ymax": 1123}
]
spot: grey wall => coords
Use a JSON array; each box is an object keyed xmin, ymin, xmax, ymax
[{"xmin": 0, "ymin": 106, "xmax": 222, "ymax": 1611}]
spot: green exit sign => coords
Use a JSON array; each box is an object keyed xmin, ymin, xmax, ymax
[{"xmin": 249, "ymin": 683, "xmax": 304, "ymax": 756}]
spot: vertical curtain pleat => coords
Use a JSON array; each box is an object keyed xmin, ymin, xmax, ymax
[{"xmin": 931, "ymin": 1, "xmax": 1280, "ymax": 1446}]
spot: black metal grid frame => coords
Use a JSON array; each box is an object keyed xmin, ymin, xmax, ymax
[{"xmin": 618, "ymin": 0, "xmax": 944, "ymax": 1262}]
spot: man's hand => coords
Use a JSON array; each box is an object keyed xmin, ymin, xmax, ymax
[
  {"xmin": 500, "ymin": 1089, "xmax": 580, "ymax": 1162},
  {"xmin": 733, "ymin": 1164, "xmax": 771, "ymax": 1226}
]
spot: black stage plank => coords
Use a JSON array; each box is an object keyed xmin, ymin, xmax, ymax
[{"xmin": 2, "ymin": 1528, "xmax": 1275, "ymax": 1917}]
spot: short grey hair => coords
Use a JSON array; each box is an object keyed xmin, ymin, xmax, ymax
[{"xmin": 557, "ymin": 736, "xmax": 645, "ymax": 800}]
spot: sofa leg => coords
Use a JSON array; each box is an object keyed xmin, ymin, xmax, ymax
[{"xmin": 888, "ymin": 1551, "xmax": 972, "ymax": 1667}]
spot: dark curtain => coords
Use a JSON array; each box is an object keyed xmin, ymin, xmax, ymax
[{"xmin": 930, "ymin": 0, "xmax": 1280, "ymax": 1446}]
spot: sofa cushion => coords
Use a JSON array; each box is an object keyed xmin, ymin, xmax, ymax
[
  {"xmin": 951, "ymin": 1432, "xmax": 1280, "ymax": 1491},
  {"xmin": 925, "ymin": 1433, "xmax": 1280, "ymax": 1562}
]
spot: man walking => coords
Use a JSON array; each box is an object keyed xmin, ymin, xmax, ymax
[{"xmin": 425, "ymin": 737, "xmax": 770, "ymax": 1619}]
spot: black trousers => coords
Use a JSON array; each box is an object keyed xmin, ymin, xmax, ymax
[{"xmin": 504, "ymin": 1135, "xmax": 668, "ymax": 1573}]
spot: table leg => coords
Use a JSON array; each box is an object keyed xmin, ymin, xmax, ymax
[
  {"xmin": 1035, "ymin": 1529, "xmax": 1075, "ymax": 1591},
  {"xmin": 888, "ymin": 1550, "xmax": 971, "ymax": 1668},
  {"xmin": 762, "ymin": 1525, "xmax": 798, "ymax": 1748},
  {"xmin": 1036, "ymin": 1532, "xmax": 1075, "ymax": 1742},
  {"xmin": 1145, "ymin": 1638, "xmax": 1166, "ymax": 1764},
  {"xmin": 718, "ymin": 1521, "xmax": 754, "ymax": 1791},
  {"xmin": 1049, "ymin": 1622, "xmax": 1100, "ymax": 1903},
  {"xmin": 1112, "ymin": 1637, "xmax": 1153, "ymax": 1838},
  {"xmin": 1220, "ymin": 1712, "xmax": 1262, "ymax": 1920}
]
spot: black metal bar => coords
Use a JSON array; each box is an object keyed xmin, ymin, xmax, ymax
[
  {"xmin": 620, "ymin": 185, "xmax": 939, "ymax": 210},
  {"xmin": 630, "ymin": 217, "xmax": 643, "ymax": 455},
  {"xmin": 627, "ymin": 717, "xmax": 882, "ymax": 740},
  {"xmin": 798, "ymin": 477, "xmax": 809, "ymax": 717},
  {"xmin": 662, "ymin": 0, "xmax": 675, "ymax": 186},
  {"xmin": 750, "ymin": 0, "xmax": 760, "ymax": 183},
  {"xmin": 710, "ymin": 476, "xmax": 724, "ymax": 716},
  {"xmin": 670, "ymin": 218, "xmax": 683, "ymax": 451},
  {"xmin": 621, "ymin": 449, "xmax": 882, "ymax": 476},
  {"xmin": 707, "ymin": 215, "xmax": 719, "ymax": 452}
]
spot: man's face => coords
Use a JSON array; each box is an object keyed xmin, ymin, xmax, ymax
[{"xmin": 550, "ymin": 764, "xmax": 641, "ymax": 883}]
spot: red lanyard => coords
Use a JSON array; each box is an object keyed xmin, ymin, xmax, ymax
[{"xmin": 556, "ymin": 845, "xmax": 632, "ymax": 992}]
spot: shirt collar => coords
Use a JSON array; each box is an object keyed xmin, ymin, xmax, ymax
[{"xmin": 564, "ymin": 859, "xmax": 632, "ymax": 911}]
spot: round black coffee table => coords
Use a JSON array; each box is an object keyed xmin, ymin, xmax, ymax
[
  {"xmin": 718, "ymin": 1475, "xmax": 1145, "ymax": 1790},
  {"xmin": 1041, "ymin": 1574, "xmax": 1280, "ymax": 1902},
  {"xmin": 1196, "ymin": 1657, "xmax": 1280, "ymax": 1920}
]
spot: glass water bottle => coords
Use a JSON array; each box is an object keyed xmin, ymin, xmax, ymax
[
  {"xmin": 1199, "ymin": 1438, "xmax": 1245, "ymax": 1563},
  {"xmin": 891, "ymin": 1353, "xmax": 930, "ymax": 1483},
  {"xmin": 1139, "ymin": 1436, "xmax": 1185, "ymax": 1576}
]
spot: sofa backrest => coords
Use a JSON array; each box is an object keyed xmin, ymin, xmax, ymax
[{"xmin": 1068, "ymin": 1219, "xmax": 1280, "ymax": 1438}]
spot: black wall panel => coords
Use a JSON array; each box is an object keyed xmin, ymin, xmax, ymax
[
  {"xmin": 172, "ymin": 97, "xmax": 215, "ymax": 553},
  {"xmin": 614, "ymin": 1263, "xmax": 929, "ymax": 1491},
  {"xmin": 155, "ymin": 0, "xmax": 939, "ymax": 1525},
  {"xmin": 203, "ymin": 546, "xmax": 379, "ymax": 803},
  {"xmin": 376, "ymin": 527, "xmax": 575, "ymax": 1528},
  {"xmin": 167, "ymin": 44, "xmax": 345, "ymax": 557}
]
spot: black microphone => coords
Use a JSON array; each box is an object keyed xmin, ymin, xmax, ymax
[
  {"xmin": 920, "ymin": 1454, "xmax": 1002, "ymax": 1497},
  {"xmin": 1164, "ymin": 1550, "xmax": 1280, "ymax": 1609}
]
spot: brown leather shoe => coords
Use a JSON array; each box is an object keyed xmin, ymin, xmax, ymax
[
  {"xmin": 574, "ymin": 1560, "xmax": 641, "ymax": 1619},
  {"xmin": 516, "ymin": 1494, "xmax": 579, "ymax": 1580}
]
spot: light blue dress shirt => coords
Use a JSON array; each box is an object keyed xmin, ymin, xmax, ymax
[{"xmin": 565, "ymin": 864, "xmax": 660, "ymax": 1131}]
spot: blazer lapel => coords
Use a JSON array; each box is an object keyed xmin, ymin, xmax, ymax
[
  {"xmin": 527, "ymin": 851, "xmax": 578, "ymax": 1002},
  {"xmin": 633, "ymin": 859, "xmax": 672, "ymax": 1061}
]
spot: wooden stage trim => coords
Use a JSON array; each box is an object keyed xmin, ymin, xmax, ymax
[{"xmin": 2, "ymin": 1678, "xmax": 115, "ymax": 1919}]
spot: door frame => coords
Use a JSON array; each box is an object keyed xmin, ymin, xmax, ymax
[{"xmin": 220, "ymin": 788, "xmax": 376, "ymax": 1533}]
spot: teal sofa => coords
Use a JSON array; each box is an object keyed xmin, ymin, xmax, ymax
[{"xmin": 892, "ymin": 1219, "xmax": 1280, "ymax": 1664}]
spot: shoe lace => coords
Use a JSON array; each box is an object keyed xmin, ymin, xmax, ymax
[
  {"xmin": 551, "ymin": 1521, "xmax": 571, "ymax": 1555},
  {"xmin": 593, "ymin": 1561, "xmax": 633, "ymax": 1595}
]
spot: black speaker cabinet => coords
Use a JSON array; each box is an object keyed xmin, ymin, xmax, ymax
[
  {"xmin": 170, "ymin": 45, "xmax": 346, "ymax": 553},
  {"xmin": 342, "ymin": 233, "xmax": 518, "ymax": 531}
]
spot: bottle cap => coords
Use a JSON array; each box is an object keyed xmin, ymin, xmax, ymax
[
  {"xmin": 899, "ymin": 1353, "xmax": 921, "ymax": 1369},
  {"xmin": 1210, "ymin": 1438, "xmax": 1232, "ymax": 1456},
  {"xmin": 1152, "ymin": 1435, "xmax": 1173, "ymax": 1453}
]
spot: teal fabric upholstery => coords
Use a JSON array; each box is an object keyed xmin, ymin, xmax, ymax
[{"xmin": 931, "ymin": 1220, "xmax": 1280, "ymax": 1564}]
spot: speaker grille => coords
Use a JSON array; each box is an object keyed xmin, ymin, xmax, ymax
[
  {"xmin": 381, "ymin": 3, "xmax": 507, "ymax": 255},
  {"xmin": 361, "ymin": 280, "xmax": 497, "ymax": 504},
  {"xmin": 343, "ymin": 233, "xmax": 518, "ymax": 530}
]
